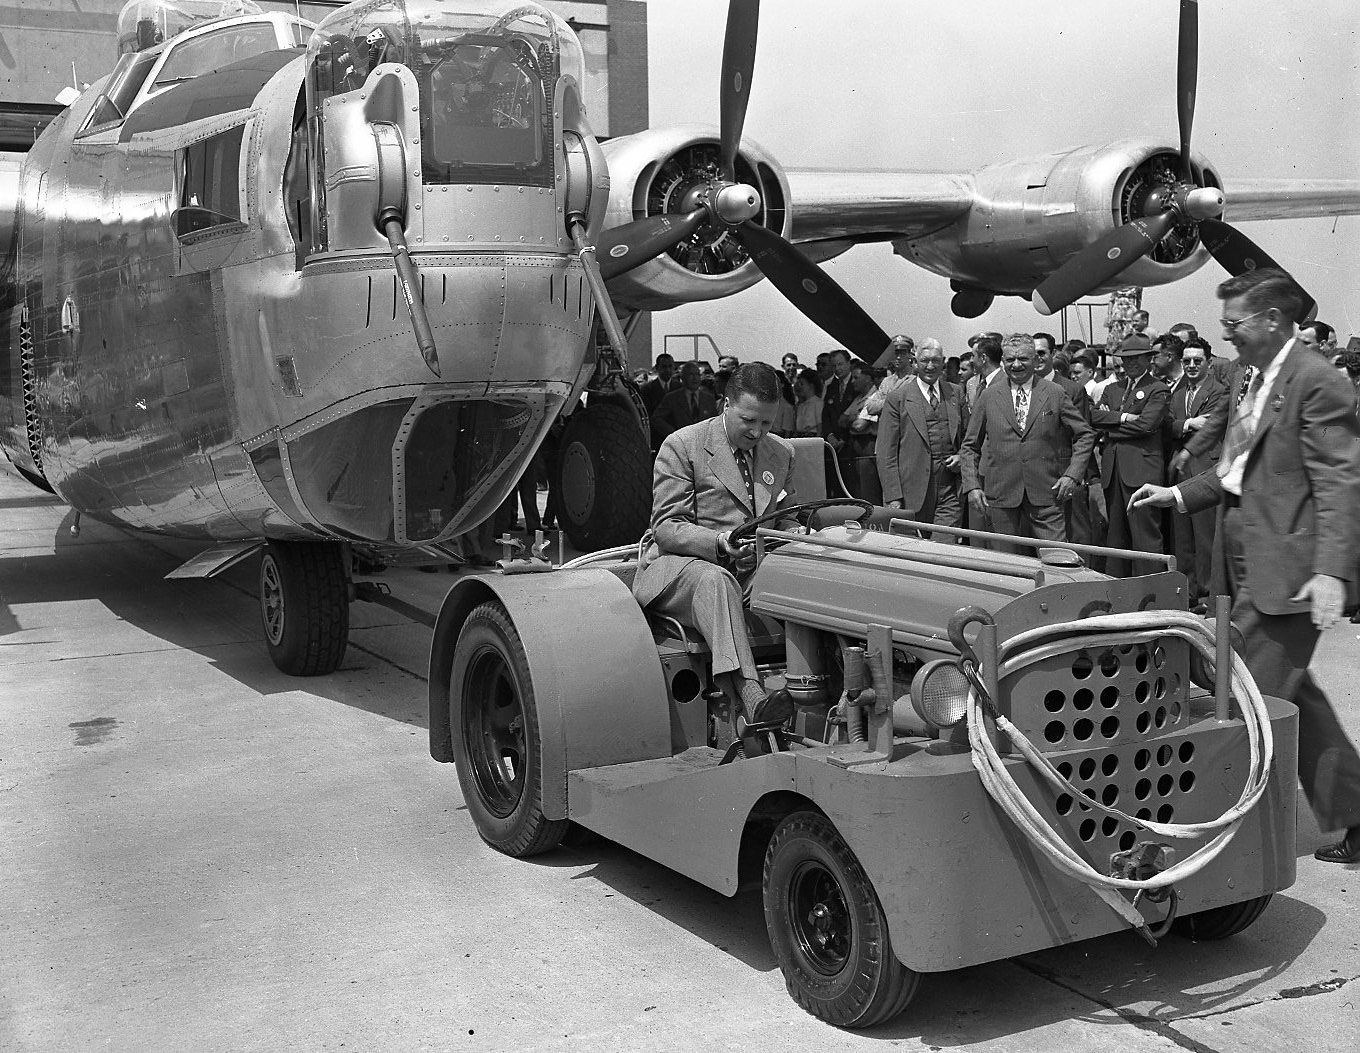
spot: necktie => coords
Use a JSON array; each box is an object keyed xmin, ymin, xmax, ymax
[
  {"xmin": 928, "ymin": 384, "xmax": 938, "ymax": 408},
  {"xmin": 735, "ymin": 449, "xmax": 756, "ymax": 510},
  {"xmin": 1185, "ymin": 383, "xmax": 1197, "ymax": 417},
  {"xmin": 1014, "ymin": 385, "xmax": 1028, "ymax": 430},
  {"xmin": 1217, "ymin": 370, "xmax": 1264, "ymax": 479},
  {"xmin": 689, "ymin": 394, "xmax": 699, "ymax": 419},
  {"xmin": 1235, "ymin": 366, "xmax": 1256, "ymax": 407}
]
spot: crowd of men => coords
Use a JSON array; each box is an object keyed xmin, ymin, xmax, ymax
[
  {"xmin": 635, "ymin": 269, "xmax": 1360, "ymax": 864},
  {"xmin": 637, "ymin": 311, "xmax": 1360, "ymax": 615}
]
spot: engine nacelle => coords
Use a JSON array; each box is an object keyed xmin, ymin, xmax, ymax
[
  {"xmin": 895, "ymin": 139, "xmax": 1221, "ymax": 299},
  {"xmin": 600, "ymin": 124, "xmax": 792, "ymax": 312}
]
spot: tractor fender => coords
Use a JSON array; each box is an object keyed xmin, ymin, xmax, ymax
[{"xmin": 428, "ymin": 568, "xmax": 672, "ymax": 819}]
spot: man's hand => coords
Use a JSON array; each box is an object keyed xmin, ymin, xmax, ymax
[
  {"xmin": 1129, "ymin": 483, "xmax": 1177, "ymax": 510},
  {"xmin": 718, "ymin": 529, "xmax": 756, "ymax": 571},
  {"xmin": 966, "ymin": 488, "xmax": 989, "ymax": 516},
  {"xmin": 885, "ymin": 499, "xmax": 903, "ymax": 510},
  {"xmin": 1170, "ymin": 449, "xmax": 1191, "ymax": 479},
  {"xmin": 1290, "ymin": 573, "xmax": 1348, "ymax": 630},
  {"xmin": 1183, "ymin": 415, "xmax": 1207, "ymax": 433},
  {"xmin": 1051, "ymin": 475, "xmax": 1076, "ymax": 503},
  {"xmin": 1120, "ymin": 412, "xmax": 1137, "ymax": 424},
  {"xmin": 943, "ymin": 453, "xmax": 961, "ymax": 472}
]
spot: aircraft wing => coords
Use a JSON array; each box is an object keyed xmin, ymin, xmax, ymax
[
  {"xmin": 1220, "ymin": 179, "xmax": 1360, "ymax": 223},
  {"xmin": 785, "ymin": 169, "xmax": 975, "ymax": 244}
]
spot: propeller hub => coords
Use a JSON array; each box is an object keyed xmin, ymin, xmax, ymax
[
  {"xmin": 714, "ymin": 182, "xmax": 761, "ymax": 225},
  {"xmin": 1184, "ymin": 185, "xmax": 1226, "ymax": 222}
]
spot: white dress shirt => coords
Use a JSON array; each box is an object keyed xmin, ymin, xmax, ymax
[{"xmin": 1173, "ymin": 339, "xmax": 1294, "ymax": 506}]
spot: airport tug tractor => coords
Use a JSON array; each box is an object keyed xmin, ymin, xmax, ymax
[{"xmin": 428, "ymin": 455, "xmax": 1297, "ymax": 1029}]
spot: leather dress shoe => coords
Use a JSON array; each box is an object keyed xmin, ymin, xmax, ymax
[
  {"xmin": 749, "ymin": 687, "xmax": 794, "ymax": 726},
  {"xmin": 1314, "ymin": 826, "xmax": 1360, "ymax": 864}
]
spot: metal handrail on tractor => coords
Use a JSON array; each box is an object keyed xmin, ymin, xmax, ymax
[{"xmin": 882, "ymin": 516, "xmax": 1177, "ymax": 571}]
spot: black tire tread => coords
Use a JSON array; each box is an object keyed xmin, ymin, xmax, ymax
[
  {"xmin": 262, "ymin": 540, "xmax": 349, "ymax": 676},
  {"xmin": 1172, "ymin": 893, "xmax": 1272, "ymax": 941},
  {"xmin": 764, "ymin": 812, "xmax": 919, "ymax": 1029},
  {"xmin": 454, "ymin": 602, "xmax": 568, "ymax": 857},
  {"xmin": 555, "ymin": 401, "xmax": 650, "ymax": 551}
]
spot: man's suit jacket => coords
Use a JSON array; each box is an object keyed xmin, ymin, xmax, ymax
[
  {"xmin": 1167, "ymin": 373, "xmax": 1228, "ymax": 476},
  {"xmin": 634, "ymin": 416, "xmax": 796, "ymax": 607},
  {"xmin": 822, "ymin": 373, "xmax": 858, "ymax": 442},
  {"xmin": 641, "ymin": 376, "xmax": 671, "ymax": 415},
  {"xmin": 874, "ymin": 379, "xmax": 966, "ymax": 509},
  {"xmin": 1179, "ymin": 343, "xmax": 1360, "ymax": 614},
  {"xmin": 1089, "ymin": 372, "xmax": 1171, "ymax": 488},
  {"xmin": 651, "ymin": 386, "xmax": 717, "ymax": 442},
  {"xmin": 959, "ymin": 377, "xmax": 1094, "ymax": 508},
  {"xmin": 1183, "ymin": 362, "xmax": 1250, "ymax": 464}
]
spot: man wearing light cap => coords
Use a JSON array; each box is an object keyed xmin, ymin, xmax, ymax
[{"xmin": 1089, "ymin": 333, "xmax": 1170, "ymax": 576}]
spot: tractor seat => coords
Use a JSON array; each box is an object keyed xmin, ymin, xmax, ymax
[{"xmin": 649, "ymin": 608, "xmax": 785, "ymax": 655}]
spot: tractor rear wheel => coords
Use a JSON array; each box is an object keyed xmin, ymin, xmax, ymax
[
  {"xmin": 258, "ymin": 540, "xmax": 349, "ymax": 676},
  {"xmin": 554, "ymin": 399, "xmax": 650, "ymax": 552},
  {"xmin": 450, "ymin": 601, "xmax": 567, "ymax": 857},
  {"xmin": 763, "ymin": 811, "xmax": 919, "ymax": 1028}
]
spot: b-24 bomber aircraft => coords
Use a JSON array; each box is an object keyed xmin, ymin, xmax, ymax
[{"xmin": 2, "ymin": 0, "xmax": 1356, "ymax": 676}]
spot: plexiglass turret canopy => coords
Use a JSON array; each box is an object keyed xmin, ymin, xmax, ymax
[{"xmin": 307, "ymin": 0, "xmax": 585, "ymax": 187}]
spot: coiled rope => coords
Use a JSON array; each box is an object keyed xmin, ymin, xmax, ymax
[{"xmin": 964, "ymin": 610, "xmax": 1273, "ymax": 931}]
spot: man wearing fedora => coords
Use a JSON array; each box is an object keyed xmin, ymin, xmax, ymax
[{"xmin": 1089, "ymin": 333, "xmax": 1170, "ymax": 576}]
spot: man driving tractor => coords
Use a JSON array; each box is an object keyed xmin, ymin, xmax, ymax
[{"xmin": 633, "ymin": 362, "xmax": 796, "ymax": 726}]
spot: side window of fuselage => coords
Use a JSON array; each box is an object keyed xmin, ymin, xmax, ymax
[{"xmin": 177, "ymin": 126, "xmax": 245, "ymax": 236}]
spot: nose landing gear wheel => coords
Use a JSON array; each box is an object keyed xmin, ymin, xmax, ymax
[
  {"xmin": 763, "ymin": 811, "xmax": 919, "ymax": 1028},
  {"xmin": 554, "ymin": 400, "xmax": 650, "ymax": 552},
  {"xmin": 258, "ymin": 540, "xmax": 349, "ymax": 676},
  {"xmin": 449, "ymin": 601, "xmax": 568, "ymax": 857}
]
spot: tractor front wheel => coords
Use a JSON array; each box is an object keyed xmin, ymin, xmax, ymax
[{"xmin": 763, "ymin": 811, "xmax": 919, "ymax": 1028}]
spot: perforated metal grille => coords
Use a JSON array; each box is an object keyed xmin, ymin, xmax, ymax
[
  {"xmin": 1005, "ymin": 639, "xmax": 1190, "ymax": 752},
  {"xmin": 1038, "ymin": 737, "xmax": 1210, "ymax": 857}
]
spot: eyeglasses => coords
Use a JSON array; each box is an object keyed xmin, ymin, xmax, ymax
[{"xmin": 1219, "ymin": 308, "xmax": 1269, "ymax": 334}]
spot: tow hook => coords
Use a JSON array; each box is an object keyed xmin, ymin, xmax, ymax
[{"xmin": 1112, "ymin": 842, "xmax": 1180, "ymax": 946}]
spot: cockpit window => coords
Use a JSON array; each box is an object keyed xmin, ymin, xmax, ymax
[
  {"xmin": 306, "ymin": 0, "xmax": 586, "ymax": 199},
  {"xmin": 420, "ymin": 39, "xmax": 544, "ymax": 182},
  {"xmin": 154, "ymin": 22, "xmax": 280, "ymax": 87}
]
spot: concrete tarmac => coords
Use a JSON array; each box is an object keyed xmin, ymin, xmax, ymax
[{"xmin": 1, "ymin": 469, "xmax": 1357, "ymax": 1052}]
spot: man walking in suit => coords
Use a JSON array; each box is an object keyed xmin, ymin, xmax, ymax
[
  {"xmin": 959, "ymin": 333, "xmax": 1094, "ymax": 553},
  {"xmin": 875, "ymin": 338, "xmax": 966, "ymax": 537},
  {"xmin": 1090, "ymin": 334, "xmax": 1171, "ymax": 576},
  {"xmin": 651, "ymin": 360, "xmax": 717, "ymax": 447},
  {"xmin": 1167, "ymin": 340, "xmax": 1227, "ymax": 607},
  {"xmin": 634, "ymin": 363, "xmax": 796, "ymax": 725},
  {"xmin": 1133, "ymin": 268, "xmax": 1360, "ymax": 864}
]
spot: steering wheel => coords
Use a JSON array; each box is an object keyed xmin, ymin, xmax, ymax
[{"xmin": 728, "ymin": 498, "xmax": 874, "ymax": 548}]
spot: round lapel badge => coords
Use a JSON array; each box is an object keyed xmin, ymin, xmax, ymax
[
  {"xmin": 1135, "ymin": 390, "xmax": 1145, "ymax": 400},
  {"xmin": 761, "ymin": 470, "xmax": 775, "ymax": 485}
]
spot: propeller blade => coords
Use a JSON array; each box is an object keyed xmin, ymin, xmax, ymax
[
  {"xmin": 1031, "ymin": 212, "xmax": 1178, "ymax": 316},
  {"xmin": 1177, "ymin": 0, "xmax": 1199, "ymax": 181},
  {"xmin": 596, "ymin": 210, "xmax": 707, "ymax": 281},
  {"xmin": 719, "ymin": 0, "xmax": 760, "ymax": 182},
  {"xmin": 1199, "ymin": 218, "xmax": 1318, "ymax": 321},
  {"xmin": 734, "ymin": 221, "xmax": 889, "ymax": 362}
]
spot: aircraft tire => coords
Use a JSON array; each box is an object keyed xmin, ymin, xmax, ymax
[
  {"xmin": 554, "ymin": 400, "xmax": 650, "ymax": 552},
  {"xmin": 763, "ymin": 811, "xmax": 919, "ymax": 1028},
  {"xmin": 258, "ymin": 540, "xmax": 349, "ymax": 676},
  {"xmin": 448, "ymin": 601, "xmax": 568, "ymax": 857},
  {"xmin": 1171, "ymin": 894, "xmax": 1272, "ymax": 941}
]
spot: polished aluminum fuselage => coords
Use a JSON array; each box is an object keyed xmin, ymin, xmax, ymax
[{"xmin": 0, "ymin": 48, "xmax": 597, "ymax": 549}]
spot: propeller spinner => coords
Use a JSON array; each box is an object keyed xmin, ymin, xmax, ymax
[{"xmin": 1033, "ymin": 0, "xmax": 1316, "ymax": 319}]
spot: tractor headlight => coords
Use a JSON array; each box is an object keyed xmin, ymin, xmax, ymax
[{"xmin": 910, "ymin": 659, "xmax": 972, "ymax": 728}]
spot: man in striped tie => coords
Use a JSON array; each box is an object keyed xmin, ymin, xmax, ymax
[{"xmin": 1131, "ymin": 269, "xmax": 1360, "ymax": 865}]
